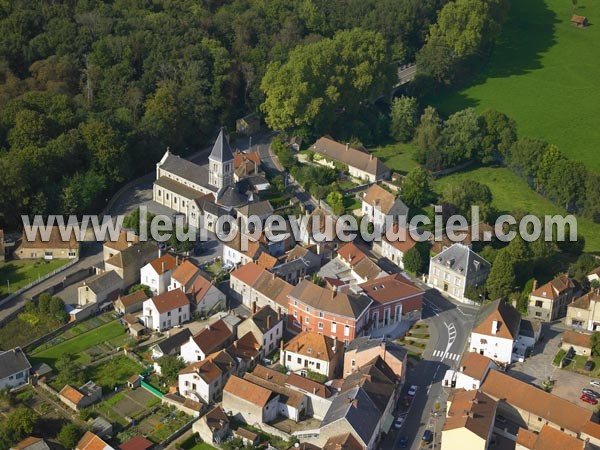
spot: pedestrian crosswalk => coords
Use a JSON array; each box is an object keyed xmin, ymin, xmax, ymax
[{"xmin": 432, "ymin": 350, "xmax": 461, "ymax": 361}]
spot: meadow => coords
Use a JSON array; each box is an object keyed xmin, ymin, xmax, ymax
[{"xmin": 432, "ymin": 0, "xmax": 600, "ymax": 173}]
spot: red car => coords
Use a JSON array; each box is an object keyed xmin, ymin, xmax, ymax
[{"xmin": 581, "ymin": 394, "xmax": 598, "ymax": 405}]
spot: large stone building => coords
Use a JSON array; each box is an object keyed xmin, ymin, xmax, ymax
[{"xmin": 428, "ymin": 244, "xmax": 490, "ymax": 303}]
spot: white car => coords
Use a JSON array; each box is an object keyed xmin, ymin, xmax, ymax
[
  {"xmin": 590, "ymin": 380, "xmax": 600, "ymax": 388},
  {"xmin": 407, "ymin": 385, "xmax": 418, "ymax": 396},
  {"xmin": 394, "ymin": 416, "xmax": 405, "ymax": 429}
]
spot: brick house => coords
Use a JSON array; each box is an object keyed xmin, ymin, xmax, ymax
[
  {"xmin": 287, "ymin": 280, "xmax": 372, "ymax": 344},
  {"xmin": 343, "ymin": 337, "xmax": 406, "ymax": 381},
  {"xmin": 358, "ymin": 273, "xmax": 423, "ymax": 335}
]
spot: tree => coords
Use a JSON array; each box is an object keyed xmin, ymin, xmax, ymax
[
  {"xmin": 592, "ymin": 332, "xmax": 600, "ymax": 357},
  {"xmin": 401, "ymin": 167, "xmax": 432, "ymax": 208},
  {"xmin": 480, "ymin": 109, "xmax": 517, "ymax": 163},
  {"xmin": 486, "ymin": 248, "xmax": 517, "ymax": 299},
  {"xmin": 49, "ymin": 296, "xmax": 68, "ymax": 323},
  {"xmin": 326, "ymin": 191, "xmax": 344, "ymax": 216},
  {"xmin": 129, "ymin": 284, "xmax": 152, "ymax": 297},
  {"xmin": 55, "ymin": 353, "xmax": 84, "ymax": 387},
  {"xmin": 58, "ymin": 424, "xmax": 82, "ymax": 449},
  {"xmin": 158, "ymin": 356, "xmax": 186, "ymax": 385},
  {"xmin": 390, "ymin": 96, "xmax": 419, "ymax": 142},
  {"xmin": 442, "ymin": 180, "xmax": 494, "ymax": 222},
  {"xmin": 261, "ymin": 29, "xmax": 393, "ymax": 133},
  {"xmin": 0, "ymin": 407, "xmax": 38, "ymax": 449},
  {"xmin": 569, "ymin": 254, "xmax": 599, "ymax": 282},
  {"xmin": 441, "ymin": 108, "xmax": 484, "ymax": 166},
  {"xmin": 403, "ymin": 243, "xmax": 430, "ymax": 274},
  {"xmin": 414, "ymin": 106, "xmax": 443, "ymax": 170}
]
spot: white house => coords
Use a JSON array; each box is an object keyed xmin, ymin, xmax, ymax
[
  {"xmin": 469, "ymin": 299, "xmax": 521, "ymax": 366},
  {"xmin": 360, "ymin": 184, "xmax": 408, "ymax": 233},
  {"xmin": 169, "ymin": 260, "xmax": 201, "ymax": 292},
  {"xmin": 179, "ymin": 349, "xmax": 237, "ymax": 404},
  {"xmin": 281, "ymin": 332, "xmax": 343, "ymax": 379},
  {"xmin": 442, "ymin": 352, "xmax": 496, "ymax": 391},
  {"xmin": 142, "ymin": 290, "xmax": 190, "ymax": 331},
  {"xmin": 378, "ymin": 225, "xmax": 417, "ymax": 270},
  {"xmin": 180, "ymin": 319, "xmax": 235, "ymax": 364},
  {"xmin": 0, "ymin": 348, "xmax": 31, "ymax": 391},
  {"xmin": 141, "ymin": 254, "xmax": 179, "ymax": 295}
]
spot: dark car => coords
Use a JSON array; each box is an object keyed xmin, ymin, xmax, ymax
[
  {"xmin": 399, "ymin": 436, "xmax": 409, "ymax": 448},
  {"xmin": 585, "ymin": 360, "xmax": 595, "ymax": 371},
  {"xmin": 583, "ymin": 388, "xmax": 600, "ymax": 398},
  {"xmin": 422, "ymin": 429, "xmax": 433, "ymax": 444}
]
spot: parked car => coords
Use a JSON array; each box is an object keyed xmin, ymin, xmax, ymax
[
  {"xmin": 582, "ymin": 388, "xmax": 600, "ymax": 398},
  {"xmin": 421, "ymin": 429, "xmax": 433, "ymax": 444},
  {"xmin": 581, "ymin": 394, "xmax": 598, "ymax": 405},
  {"xmin": 394, "ymin": 417, "xmax": 405, "ymax": 429},
  {"xmin": 590, "ymin": 380, "xmax": 600, "ymax": 388},
  {"xmin": 399, "ymin": 436, "xmax": 409, "ymax": 448},
  {"xmin": 408, "ymin": 385, "xmax": 418, "ymax": 397},
  {"xmin": 585, "ymin": 360, "xmax": 595, "ymax": 371}
]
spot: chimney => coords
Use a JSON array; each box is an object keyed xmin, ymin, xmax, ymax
[
  {"xmin": 158, "ymin": 247, "xmax": 162, "ymax": 258},
  {"xmin": 532, "ymin": 279, "xmax": 537, "ymax": 291},
  {"xmin": 252, "ymin": 301, "xmax": 257, "ymax": 314},
  {"xmin": 313, "ymin": 387, "xmax": 317, "ymax": 394},
  {"xmin": 266, "ymin": 315, "xmax": 271, "ymax": 329},
  {"xmin": 351, "ymin": 399, "xmax": 358, "ymax": 408},
  {"xmin": 460, "ymin": 366, "xmax": 466, "ymax": 372},
  {"xmin": 161, "ymin": 261, "xmax": 165, "ymax": 274},
  {"xmin": 491, "ymin": 320, "xmax": 498, "ymax": 335},
  {"xmin": 176, "ymin": 255, "xmax": 179, "ymax": 266},
  {"xmin": 280, "ymin": 339, "xmax": 284, "ymax": 351},
  {"xmin": 370, "ymin": 154, "xmax": 373, "ymax": 160},
  {"xmin": 277, "ymin": 307, "xmax": 282, "ymax": 321}
]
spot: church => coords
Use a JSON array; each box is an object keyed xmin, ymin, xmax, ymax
[{"xmin": 152, "ymin": 129, "xmax": 269, "ymax": 232}]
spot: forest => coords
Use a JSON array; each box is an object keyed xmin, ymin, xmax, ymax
[{"xmin": 0, "ymin": 0, "xmax": 449, "ymax": 227}]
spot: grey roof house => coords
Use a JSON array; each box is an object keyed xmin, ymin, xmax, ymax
[{"xmin": 0, "ymin": 347, "xmax": 31, "ymax": 391}]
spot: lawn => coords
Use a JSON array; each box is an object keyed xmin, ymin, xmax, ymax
[
  {"xmin": 30, "ymin": 319, "xmax": 127, "ymax": 367},
  {"xmin": 0, "ymin": 259, "xmax": 69, "ymax": 297},
  {"xmin": 371, "ymin": 142, "xmax": 419, "ymax": 175},
  {"xmin": 432, "ymin": 166, "xmax": 600, "ymax": 252},
  {"xmin": 86, "ymin": 355, "xmax": 144, "ymax": 391},
  {"xmin": 431, "ymin": 0, "xmax": 600, "ymax": 173}
]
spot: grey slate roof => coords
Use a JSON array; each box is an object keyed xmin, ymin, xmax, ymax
[
  {"xmin": 431, "ymin": 243, "xmax": 490, "ymax": 277},
  {"xmin": 197, "ymin": 197, "xmax": 232, "ymax": 218},
  {"xmin": 154, "ymin": 328, "xmax": 193, "ymax": 356},
  {"xmin": 216, "ymin": 185, "xmax": 248, "ymax": 208},
  {"xmin": 0, "ymin": 347, "xmax": 31, "ymax": 379},
  {"xmin": 320, "ymin": 386, "xmax": 381, "ymax": 447},
  {"xmin": 209, "ymin": 128, "xmax": 234, "ymax": 162},
  {"xmin": 84, "ymin": 271, "xmax": 122, "ymax": 294},
  {"xmin": 237, "ymin": 200, "xmax": 274, "ymax": 217},
  {"xmin": 346, "ymin": 336, "xmax": 384, "ymax": 353},
  {"xmin": 388, "ymin": 198, "xmax": 409, "ymax": 218},
  {"xmin": 159, "ymin": 153, "xmax": 214, "ymax": 190}
]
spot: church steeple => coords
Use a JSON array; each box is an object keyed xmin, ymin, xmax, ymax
[{"xmin": 209, "ymin": 128, "xmax": 234, "ymax": 189}]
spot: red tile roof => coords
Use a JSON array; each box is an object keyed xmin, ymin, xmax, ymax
[
  {"xmin": 284, "ymin": 331, "xmax": 341, "ymax": 363},
  {"xmin": 359, "ymin": 273, "xmax": 423, "ymax": 309},
  {"xmin": 224, "ymin": 375, "xmax": 275, "ymax": 407},
  {"xmin": 531, "ymin": 274, "xmax": 574, "ymax": 300},
  {"xmin": 171, "ymin": 260, "xmax": 200, "ymax": 286},
  {"xmin": 231, "ymin": 262, "xmax": 267, "ymax": 286},
  {"xmin": 76, "ymin": 432, "xmax": 113, "ymax": 450},
  {"xmin": 149, "ymin": 289, "xmax": 189, "ymax": 314},
  {"xmin": 118, "ymin": 436, "xmax": 153, "ymax": 450},
  {"xmin": 60, "ymin": 385, "xmax": 84, "ymax": 405},
  {"xmin": 149, "ymin": 254, "xmax": 179, "ymax": 275}
]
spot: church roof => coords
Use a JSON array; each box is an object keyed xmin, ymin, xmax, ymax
[{"xmin": 209, "ymin": 128, "xmax": 234, "ymax": 163}]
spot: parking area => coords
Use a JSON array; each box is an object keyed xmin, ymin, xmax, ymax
[{"xmin": 509, "ymin": 322, "xmax": 597, "ymax": 411}]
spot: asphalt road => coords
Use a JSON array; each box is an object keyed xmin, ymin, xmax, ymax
[{"xmin": 382, "ymin": 288, "xmax": 478, "ymax": 450}]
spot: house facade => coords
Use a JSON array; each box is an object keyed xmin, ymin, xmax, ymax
[
  {"xmin": 237, "ymin": 305, "xmax": 284, "ymax": 356},
  {"xmin": 15, "ymin": 226, "xmax": 79, "ymax": 260},
  {"xmin": 287, "ymin": 280, "xmax": 372, "ymax": 344},
  {"xmin": 566, "ymin": 289, "xmax": 600, "ymax": 331},
  {"xmin": 140, "ymin": 254, "xmax": 179, "ymax": 295},
  {"xmin": 428, "ymin": 244, "xmax": 490, "ymax": 303},
  {"xmin": 343, "ymin": 337, "xmax": 406, "ymax": 381},
  {"xmin": 0, "ymin": 348, "xmax": 31, "ymax": 391},
  {"xmin": 281, "ymin": 331, "xmax": 343, "ymax": 378},
  {"xmin": 142, "ymin": 290, "xmax": 190, "ymax": 331},
  {"xmin": 469, "ymin": 299, "xmax": 521, "ymax": 366},
  {"xmin": 528, "ymin": 274, "xmax": 577, "ymax": 321},
  {"xmin": 360, "ymin": 184, "xmax": 408, "ymax": 233}
]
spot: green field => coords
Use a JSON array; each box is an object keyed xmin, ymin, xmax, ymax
[
  {"xmin": 433, "ymin": 166, "xmax": 600, "ymax": 252},
  {"xmin": 432, "ymin": 0, "xmax": 600, "ymax": 173},
  {"xmin": 0, "ymin": 259, "xmax": 69, "ymax": 297},
  {"xmin": 372, "ymin": 142, "xmax": 419, "ymax": 175},
  {"xmin": 30, "ymin": 319, "xmax": 126, "ymax": 366}
]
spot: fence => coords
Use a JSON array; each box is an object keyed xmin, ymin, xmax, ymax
[
  {"xmin": 23, "ymin": 320, "xmax": 78, "ymax": 353},
  {"xmin": 159, "ymin": 416, "xmax": 199, "ymax": 447},
  {"xmin": 0, "ymin": 257, "xmax": 80, "ymax": 309},
  {"xmin": 141, "ymin": 380, "xmax": 164, "ymax": 398}
]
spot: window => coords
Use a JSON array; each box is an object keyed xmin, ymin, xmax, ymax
[
  {"xmin": 318, "ymin": 322, "xmax": 324, "ymax": 329},
  {"xmin": 174, "ymin": 197, "xmax": 177, "ymax": 204},
  {"xmin": 158, "ymin": 190, "xmax": 162, "ymax": 197},
  {"xmin": 319, "ymin": 311, "xmax": 324, "ymax": 318},
  {"xmin": 316, "ymin": 363, "xmax": 321, "ymax": 370},
  {"xmin": 535, "ymin": 300, "xmax": 544, "ymax": 308},
  {"xmin": 306, "ymin": 306, "xmax": 310, "ymax": 312},
  {"xmin": 167, "ymin": 311, "xmax": 171, "ymax": 317},
  {"xmin": 351, "ymin": 359, "xmax": 356, "ymax": 367},
  {"xmin": 297, "ymin": 357, "xmax": 301, "ymax": 364},
  {"xmin": 331, "ymin": 322, "xmax": 337, "ymax": 333},
  {"xmin": 305, "ymin": 317, "xmax": 310, "ymax": 324},
  {"xmin": 344, "ymin": 325, "xmax": 350, "ymax": 337},
  {"xmin": 293, "ymin": 311, "xmax": 297, "ymax": 318},
  {"xmin": 178, "ymin": 307, "xmax": 182, "ymax": 312}
]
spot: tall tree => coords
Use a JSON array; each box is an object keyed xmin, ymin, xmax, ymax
[{"xmin": 390, "ymin": 96, "xmax": 419, "ymax": 142}]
